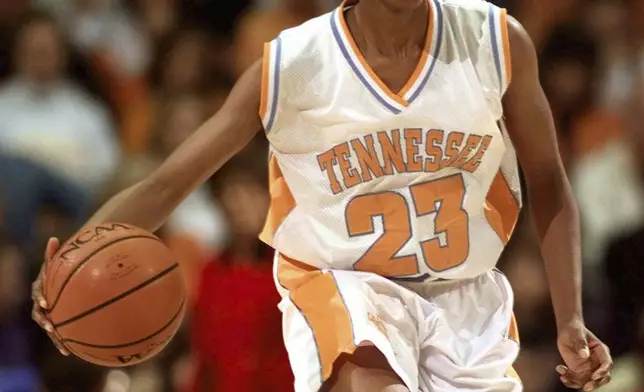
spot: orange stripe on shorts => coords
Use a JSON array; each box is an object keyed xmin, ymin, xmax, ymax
[{"xmin": 277, "ymin": 254, "xmax": 357, "ymax": 381}]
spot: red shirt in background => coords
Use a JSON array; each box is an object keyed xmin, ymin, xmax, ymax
[{"xmin": 190, "ymin": 252, "xmax": 293, "ymax": 392}]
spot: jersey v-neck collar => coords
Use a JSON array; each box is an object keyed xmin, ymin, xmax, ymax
[{"xmin": 330, "ymin": 0, "xmax": 444, "ymax": 114}]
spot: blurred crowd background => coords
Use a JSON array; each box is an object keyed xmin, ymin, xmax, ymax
[{"xmin": 0, "ymin": 0, "xmax": 643, "ymax": 391}]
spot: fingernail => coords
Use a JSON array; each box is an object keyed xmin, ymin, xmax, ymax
[
  {"xmin": 584, "ymin": 385, "xmax": 593, "ymax": 391},
  {"xmin": 579, "ymin": 348, "xmax": 590, "ymax": 359},
  {"xmin": 555, "ymin": 366, "xmax": 566, "ymax": 375},
  {"xmin": 45, "ymin": 324, "xmax": 53, "ymax": 333},
  {"xmin": 39, "ymin": 300, "xmax": 47, "ymax": 308}
]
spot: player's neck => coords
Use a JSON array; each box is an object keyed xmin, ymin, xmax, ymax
[{"xmin": 350, "ymin": 0, "xmax": 428, "ymax": 57}]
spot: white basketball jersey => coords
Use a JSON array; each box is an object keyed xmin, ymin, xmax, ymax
[{"xmin": 258, "ymin": 0, "xmax": 521, "ymax": 282}]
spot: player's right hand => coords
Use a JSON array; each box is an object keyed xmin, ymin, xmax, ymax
[{"xmin": 31, "ymin": 237, "xmax": 70, "ymax": 356}]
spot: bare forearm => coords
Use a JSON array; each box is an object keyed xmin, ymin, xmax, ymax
[
  {"xmin": 501, "ymin": 16, "xmax": 584, "ymax": 328},
  {"xmin": 86, "ymin": 178, "xmax": 180, "ymax": 232},
  {"xmin": 530, "ymin": 182, "xmax": 583, "ymax": 328}
]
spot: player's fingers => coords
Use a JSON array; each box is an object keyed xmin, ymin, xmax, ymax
[
  {"xmin": 559, "ymin": 376, "xmax": 582, "ymax": 389},
  {"xmin": 556, "ymin": 365, "xmax": 584, "ymax": 383},
  {"xmin": 584, "ymin": 380, "xmax": 602, "ymax": 391},
  {"xmin": 31, "ymin": 279, "xmax": 48, "ymax": 309},
  {"xmin": 556, "ymin": 365, "xmax": 588, "ymax": 389},
  {"xmin": 583, "ymin": 374, "xmax": 612, "ymax": 391},
  {"xmin": 31, "ymin": 302, "xmax": 54, "ymax": 333},
  {"xmin": 45, "ymin": 237, "xmax": 60, "ymax": 262},
  {"xmin": 591, "ymin": 358, "xmax": 613, "ymax": 380},
  {"xmin": 47, "ymin": 331, "xmax": 70, "ymax": 356},
  {"xmin": 555, "ymin": 365, "xmax": 568, "ymax": 375},
  {"xmin": 32, "ymin": 301, "xmax": 69, "ymax": 357},
  {"xmin": 587, "ymin": 331, "xmax": 612, "ymax": 361},
  {"xmin": 591, "ymin": 346, "xmax": 613, "ymax": 380},
  {"xmin": 598, "ymin": 375, "xmax": 612, "ymax": 387},
  {"xmin": 582, "ymin": 375, "xmax": 612, "ymax": 390},
  {"xmin": 35, "ymin": 238, "xmax": 59, "ymax": 309}
]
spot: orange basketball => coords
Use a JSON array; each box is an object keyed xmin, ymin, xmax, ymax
[{"xmin": 43, "ymin": 223, "xmax": 185, "ymax": 367}]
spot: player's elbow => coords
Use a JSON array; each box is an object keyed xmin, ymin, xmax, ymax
[{"xmin": 526, "ymin": 169, "xmax": 572, "ymax": 205}]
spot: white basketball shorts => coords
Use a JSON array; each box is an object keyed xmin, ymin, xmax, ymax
[{"xmin": 274, "ymin": 254, "xmax": 522, "ymax": 392}]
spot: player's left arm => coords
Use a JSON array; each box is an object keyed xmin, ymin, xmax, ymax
[{"xmin": 501, "ymin": 16, "xmax": 612, "ymax": 390}]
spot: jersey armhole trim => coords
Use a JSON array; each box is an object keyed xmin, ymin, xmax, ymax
[
  {"xmin": 500, "ymin": 9, "xmax": 512, "ymax": 89},
  {"xmin": 259, "ymin": 36, "xmax": 283, "ymax": 133},
  {"xmin": 489, "ymin": 6, "xmax": 512, "ymax": 96}
]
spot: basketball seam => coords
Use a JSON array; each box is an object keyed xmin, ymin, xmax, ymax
[
  {"xmin": 46, "ymin": 235, "xmax": 162, "ymax": 313},
  {"xmin": 53, "ymin": 263, "xmax": 179, "ymax": 329},
  {"xmin": 61, "ymin": 297, "xmax": 185, "ymax": 349}
]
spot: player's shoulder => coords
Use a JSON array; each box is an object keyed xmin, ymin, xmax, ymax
[
  {"xmin": 438, "ymin": 0, "xmax": 497, "ymax": 14},
  {"xmin": 272, "ymin": 11, "xmax": 334, "ymax": 54},
  {"xmin": 266, "ymin": 10, "xmax": 335, "ymax": 75},
  {"xmin": 438, "ymin": 0, "xmax": 498, "ymax": 28},
  {"xmin": 435, "ymin": 0, "xmax": 506, "ymax": 52},
  {"xmin": 259, "ymin": 10, "xmax": 335, "ymax": 118}
]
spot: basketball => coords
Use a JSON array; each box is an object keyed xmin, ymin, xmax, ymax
[{"xmin": 43, "ymin": 223, "xmax": 185, "ymax": 367}]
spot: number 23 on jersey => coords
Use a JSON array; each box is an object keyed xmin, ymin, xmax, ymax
[{"xmin": 345, "ymin": 174, "xmax": 469, "ymax": 277}]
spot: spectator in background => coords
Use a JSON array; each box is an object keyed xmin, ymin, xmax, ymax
[
  {"xmin": 511, "ymin": 0, "xmax": 583, "ymax": 50},
  {"xmin": 35, "ymin": 0, "xmax": 150, "ymax": 82},
  {"xmin": 0, "ymin": 234, "xmax": 40, "ymax": 392},
  {"xmin": 540, "ymin": 24, "xmax": 644, "ymax": 278},
  {"xmin": 122, "ymin": 29, "xmax": 216, "ymax": 155},
  {"xmin": 0, "ymin": 0, "xmax": 29, "ymax": 80},
  {"xmin": 0, "ymin": 154, "xmax": 91, "ymax": 254},
  {"xmin": 151, "ymin": 31, "xmax": 213, "ymax": 98},
  {"xmin": 539, "ymin": 25, "xmax": 601, "ymax": 163},
  {"xmin": 127, "ymin": 0, "xmax": 179, "ymax": 47},
  {"xmin": 568, "ymin": 63, "xmax": 644, "ymax": 274},
  {"xmin": 37, "ymin": 0, "xmax": 152, "ymax": 126},
  {"xmin": 0, "ymin": 11, "xmax": 120, "ymax": 193},
  {"xmin": 592, "ymin": 0, "xmax": 644, "ymax": 112},
  {"xmin": 602, "ymin": 78, "xmax": 644, "ymax": 359},
  {"xmin": 190, "ymin": 158, "xmax": 291, "ymax": 392}
]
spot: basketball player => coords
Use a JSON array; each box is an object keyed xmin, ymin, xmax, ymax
[{"xmin": 32, "ymin": 0, "xmax": 613, "ymax": 390}]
